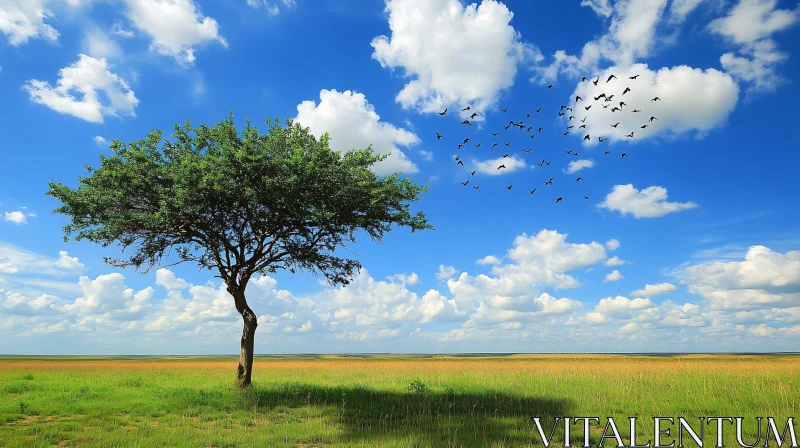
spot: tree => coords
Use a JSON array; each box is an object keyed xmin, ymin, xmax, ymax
[{"xmin": 46, "ymin": 114, "xmax": 433, "ymax": 387}]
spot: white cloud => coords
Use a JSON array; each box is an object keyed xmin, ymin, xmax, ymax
[
  {"xmin": 604, "ymin": 270, "xmax": 623, "ymax": 282},
  {"xmin": 0, "ymin": 0, "xmax": 59, "ymax": 46},
  {"xmin": 708, "ymin": 0, "xmax": 797, "ymax": 45},
  {"xmin": 246, "ymin": 0, "xmax": 293, "ymax": 15},
  {"xmin": 536, "ymin": 0, "xmax": 670, "ymax": 81},
  {"xmin": 507, "ymin": 230, "xmax": 608, "ymax": 272},
  {"xmin": 605, "ymin": 239, "xmax": 620, "ymax": 251},
  {"xmin": 472, "ymin": 155, "xmax": 526, "ymax": 176},
  {"xmin": 476, "ymin": 255, "xmax": 501, "ymax": 266},
  {"xmin": 0, "ymin": 243, "xmax": 84, "ymax": 276},
  {"xmin": 598, "ymin": 184, "xmax": 698, "ymax": 219},
  {"xmin": 436, "ymin": 265, "xmax": 459, "ymax": 281},
  {"xmin": 92, "ymin": 136, "xmax": 107, "ymax": 146},
  {"xmin": 605, "ymin": 256, "xmax": 626, "ymax": 267},
  {"xmin": 23, "ymin": 54, "xmax": 138, "ymax": 124},
  {"xmin": 564, "ymin": 159, "xmax": 595, "ymax": 174},
  {"xmin": 82, "ymin": 26, "xmax": 123, "ymax": 60},
  {"xmin": 155, "ymin": 268, "xmax": 189, "ymax": 291},
  {"xmin": 3, "ymin": 211, "xmax": 27, "ymax": 225},
  {"xmin": 567, "ymin": 63, "xmax": 739, "ymax": 144},
  {"xmin": 123, "ymin": 0, "xmax": 227, "ymax": 64},
  {"xmin": 631, "ymin": 282, "xmax": 678, "ymax": 297},
  {"xmin": 295, "ymin": 89, "xmax": 419, "ymax": 175},
  {"xmin": 581, "ymin": 0, "xmax": 612, "ymax": 17},
  {"xmin": 709, "ymin": 0, "xmax": 799, "ymax": 92},
  {"xmin": 370, "ymin": 0, "xmax": 540, "ymax": 118},
  {"xmin": 596, "ymin": 296, "xmax": 655, "ymax": 314},
  {"xmin": 669, "ymin": 0, "xmax": 707, "ymax": 23}
]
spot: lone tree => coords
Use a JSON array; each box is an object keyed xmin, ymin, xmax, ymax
[{"xmin": 47, "ymin": 114, "xmax": 432, "ymax": 387}]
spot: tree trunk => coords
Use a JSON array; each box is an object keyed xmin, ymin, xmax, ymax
[{"xmin": 232, "ymin": 288, "xmax": 258, "ymax": 388}]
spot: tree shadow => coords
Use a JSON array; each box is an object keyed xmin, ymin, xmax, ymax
[{"xmin": 245, "ymin": 382, "xmax": 573, "ymax": 447}]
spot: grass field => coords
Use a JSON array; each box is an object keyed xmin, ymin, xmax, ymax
[{"xmin": 0, "ymin": 354, "xmax": 798, "ymax": 447}]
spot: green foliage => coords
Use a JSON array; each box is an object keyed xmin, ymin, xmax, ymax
[
  {"xmin": 47, "ymin": 113, "xmax": 433, "ymax": 289},
  {"xmin": 406, "ymin": 379, "xmax": 429, "ymax": 395}
]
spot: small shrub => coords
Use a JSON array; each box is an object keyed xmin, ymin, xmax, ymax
[
  {"xmin": 4, "ymin": 382, "xmax": 34, "ymax": 394},
  {"xmin": 17, "ymin": 400, "xmax": 27, "ymax": 414},
  {"xmin": 22, "ymin": 374, "xmax": 34, "ymax": 381},
  {"xmin": 407, "ymin": 379, "xmax": 429, "ymax": 395}
]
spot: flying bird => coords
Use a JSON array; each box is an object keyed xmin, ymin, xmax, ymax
[
  {"xmin": 502, "ymin": 106, "xmax": 509, "ymax": 112},
  {"xmin": 521, "ymin": 148, "xmax": 532, "ymax": 153},
  {"xmin": 502, "ymin": 154, "xmax": 510, "ymax": 158},
  {"xmin": 560, "ymin": 105, "xmax": 568, "ymax": 110},
  {"xmin": 461, "ymin": 120, "xmax": 473, "ymax": 126},
  {"xmin": 569, "ymin": 116, "xmax": 576, "ymax": 121},
  {"xmin": 612, "ymin": 122, "xmax": 620, "ymax": 128},
  {"xmin": 545, "ymin": 160, "xmax": 552, "ymax": 166},
  {"xmin": 630, "ymin": 75, "xmax": 640, "ymax": 79},
  {"xmin": 579, "ymin": 125, "xmax": 586, "ymax": 129},
  {"xmin": 527, "ymin": 114, "xmax": 532, "ymax": 118},
  {"xmin": 606, "ymin": 74, "xmax": 617, "ymax": 83},
  {"xmin": 576, "ymin": 96, "xmax": 583, "ymax": 102},
  {"xmin": 641, "ymin": 125, "xmax": 649, "ymax": 129},
  {"xmin": 473, "ymin": 185, "xmax": 480, "ymax": 190},
  {"xmin": 584, "ymin": 135, "xmax": 591, "ymax": 141},
  {"xmin": 461, "ymin": 180, "xmax": 470, "ymax": 186},
  {"xmin": 626, "ymin": 132, "xmax": 634, "ymax": 138},
  {"xmin": 474, "ymin": 143, "xmax": 481, "ymax": 148},
  {"xmin": 649, "ymin": 116, "xmax": 658, "ymax": 122},
  {"xmin": 457, "ymin": 144, "xmax": 464, "ymax": 149},
  {"xmin": 538, "ymin": 127, "xmax": 544, "ymax": 133},
  {"xmin": 595, "ymin": 93, "xmax": 606, "ymax": 101},
  {"xmin": 504, "ymin": 123, "xmax": 512, "ymax": 130},
  {"xmin": 506, "ymin": 185, "xmax": 513, "ymax": 190},
  {"xmin": 584, "ymin": 196, "xmax": 589, "ymax": 200},
  {"xmin": 497, "ymin": 164, "xmax": 506, "ymax": 170},
  {"xmin": 555, "ymin": 197, "xmax": 563, "ymax": 204},
  {"xmin": 470, "ymin": 170, "xmax": 476, "ymax": 176},
  {"xmin": 574, "ymin": 152, "xmax": 580, "ymax": 157},
  {"xmin": 599, "ymin": 137, "xmax": 608, "ymax": 142},
  {"xmin": 652, "ymin": 97, "xmax": 661, "ymax": 102},
  {"xmin": 505, "ymin": 142, "xmax": 511, "ymax": 146},
  {"xmin": 566, "ymin": 150, "xmax": 573, "ymax": 155},
  {"xmin": 436, "ymin": 132, "xmax": 442, "ymax": 139},
  {"xmin": 547, "ymin": 85, "xmax": 554, "ymax": 89},
  {"xmin": 457, "ymin": 160, "xmax": 464, "ymax": 166},
  {"xmin": 619, "ymin": 101, "xmax": 626, "ymax": 108},
  {"xmin": 576, "ymin": 177, "xmax": 584, "ymax": 183},
  {"xmin": 536, "ymin": 107, "xmax": 542, "ymax": 113},
  {"xmin": 621, "ymin": 153, "xmax": 628, "ymax": 158},
  {"xmin": 582, "ymin": 77, "xmax": 588, "ymax": 82},
  {"xmin": 492, "ymin": 143, "xmax": 499, "ymax": 148},
  {"xmin": 604, "ymin": 150, "xmax": 611, "ymax": 155},
  {"xmin": 470, "ymin": 112, "xmax": 479, "ymax": 119},
  {"xmin": 563, "ymin": 132, "xmax": 570, "ymax": 136},
  {"xmin": 632, "ymin": 109, "xmax": 641, "ymax": 113},
  {"xmin": 462, "ymin": 106, "xmax": 471, "ymax": 111},
  {"xmin": 611, "ymin": 107, "xmax": 620, "ymax": 112},
  {"xmin": 438, "ymin": 108, "xmax": 447, "ymax": 115},
  {"xmin": 622, "ymin": 87, "xmax": 631, "ymax": 95},
  {"xmin": 585, "ymin": 105, "xmax": 592, "ymax": 110},
  {"xmin": 463, "ymin": 137, "xmax": 470, "ymax": 144},
  {"xmin": 492, "ymin": 132, "xmax": 499, "ymax": 136},
  {"xmin": 593, "ymin": 77, "xmax": 599, "ymax": 85},
  {"xmin": 530, "ymin": 188, "xmax": 537, "ymax": 194}
]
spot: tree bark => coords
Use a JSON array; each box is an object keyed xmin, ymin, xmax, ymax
[{"xmin": 232, "ymin": 288, "xmax": 258, "ymax": 388}]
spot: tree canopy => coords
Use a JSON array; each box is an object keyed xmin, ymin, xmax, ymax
[{"xmin": 47, "ymin": 114, "xmax": 433, "ymax": 292}]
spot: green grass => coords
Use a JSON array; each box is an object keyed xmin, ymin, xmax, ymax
[{"xmin": 0, "ymin": 355, "xmax": 797, "ymax": 447}]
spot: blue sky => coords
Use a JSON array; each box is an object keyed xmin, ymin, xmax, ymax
[{"xmin": 1, "ymin": 0, "xmax": 799, "ymax": 354}]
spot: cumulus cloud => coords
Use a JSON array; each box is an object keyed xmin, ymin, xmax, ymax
[
  {"xmin": 472, "ymin": 155, "xmax": 526, "ymax": 175},
  {"xmin": 123, "ymin": 0, "xmax": 227, "ymax": 64},
  {"xmin": 82, "ymin": 26, "xmax": 123, "ymax": 60},
  {"xmin": 507, "ymin": 230, "xmax": 608, "ymax": 272},
  {"xmin": 605, "ymin": 256, "xmax": 626, "ymax": 266},
  {"xmin": 683, "ymin": 246, "xmax": 800, "ymax": 311},
  {"xmin": 535, "ymin": 0, "xmax": 670, "ymax": 81},
  {"xmin": 567, "ymin": 63, "xmax": 739, "ymax": 144},
  {"xmin": 0, "ymin": 0, "xmax": 59, "ymax": 46},
  {"xmin": 370, "ymin": 0, "xmax": 540, "ymax": 118},
  {"xmin": 295, "ymin": 89, "xmax": 420, "ymax": 175},
  {"xmin": 709, "ymin": 0, "xmax": 799, "ymax": 93},
  {"xmin": 246, "ymin": 0, "xmax": 293, "ymax": 15},
  {"xmin": 0, "ymin": 243, "xmax": 84, "ymax": 276},
  {"xmin": 564, "ymin": 159, "xmax": 595, "ymax": 174},
  {"xmin": 92, "ymin": 136, "xmax": 107, "ymax": 146},
  {"xmin": 23, "ymin": 54, "xmax": 138, "ymax": 124},
  {"xmin": 605, "ymin": 239, "xmax": 620, "ymax": 251},
  {"xmin": 477, "ymin": 255, "xmax": 502, "ymax": 266},
  {"xmin": 598, "ymin": 184, "xmax": 698, "ymax": 218},
  {"xmin": 603, "ymin": 270, "xmax": 623, "ymax": 282},
  {"xmin": 630, "ymin": 282, "xmax": 678, "ymax": 297},
  {"xmin": 3, "ymin": 211, "xmax": 28, "ymax": 225},
  {"xmin": 436, "ymin": 265, "xmax": 459, "ymax": 281}
]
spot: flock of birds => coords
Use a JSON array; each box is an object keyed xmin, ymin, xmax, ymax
[{"xmin": 437, "ymin": 74, "xmax": 663, "ymax": 204}]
